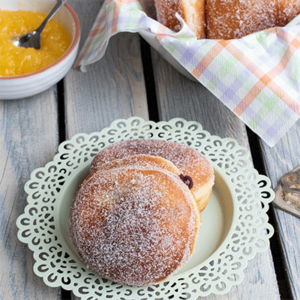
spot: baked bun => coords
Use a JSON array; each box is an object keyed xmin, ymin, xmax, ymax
[
  {"xmin": 69, "ymin": 167, "xmax": 200, "ymax": 286},
  {"xmin": 206, "ymin": 0, "xmax": 279, "ymax": 39},
  {"xmin": 277, "ymin": 0, "xmax": 300, "ymax": 26},
  {"xmin": 154, "ymin": 0, "xmax": 300, "ymax": 40},
  {"xmin": 92, "ymin": 154, "xmax": 181, "ymax": 175},
  {"xmin": 139, "ymin": 0, "xmax": 156, "ymax": 19},
  {"xmin": 91, "ymin": 139, "xmax": 214, "ymax": 212},
  {"xmin": 154, "ymin": 0, "xmax": 206, "ymax": 39}
]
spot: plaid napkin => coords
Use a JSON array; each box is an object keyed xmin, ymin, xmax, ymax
[{"xmin": 75, "ymin": 0, "xmax": 300, "ymax": 147}]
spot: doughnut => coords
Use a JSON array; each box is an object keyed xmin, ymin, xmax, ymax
[
  {"xmin": 139, "ymin": 0, "xmax": 156, "ymax": 19},
  {"xmin": 91, "ymin": 139, "xmax": 214, "ymax": 212},
  {"xmin": 277, "ymin": 0, "xmax": 300, "ymax": 27},
  {"xmin": 153, "ymin": 0, "xmax": 206, "ymax": 39},
  {"xmin": 69, "ymin": 167, "xmax": 200, "ymax": 286},
  {"xmin": 91, "ymin": 154, "xmax": 181, "ymax": 176},
  {"xmin": 97, "ymin": 154, "xmax": 195, "ymax": 194},
  {"xmin": 206, "ymin": 0, "xmax": 278, "ymax": 39},
  {"xmin": 153, "ymin": 0, "xmax": 300, "ymax": 40}
]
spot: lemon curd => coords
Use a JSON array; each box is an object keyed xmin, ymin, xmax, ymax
[{"xmin": 0, "ymin": 10, "xmax": 71, "ymax": 76}]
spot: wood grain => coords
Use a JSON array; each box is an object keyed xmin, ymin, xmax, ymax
[
  {"xmin": 260, "ymin": 120, "xmax": 300, "ymax": 300},
  {"xmin": 65, "ymin": 32, "xmax": 148, "ymax": 138},
  {"xmin": 1, "ymin": 0, "xmax": 293, "ymax": 297},
  {"xmin": 149, "ymin": 46, "xmax": 281, "ymax": 300},
  {"xmin": 0, "ymin": 89, "xmax": 60, "ymax": 300},
  {"xmin": 64, "ymin": 1, "xmax": 148, "ymax": 139}
]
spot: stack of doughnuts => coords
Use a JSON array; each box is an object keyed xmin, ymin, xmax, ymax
[
  {"xmin": 90, "ymin": 139, "xmax": 215, "ymax": 212},
  {"xmin": 69, "ymin": 139, "xmax": 214, "ymax": 286},
  {"xmin": 153, "ymin": 0, "xmax": 300, "ymax": 39}
]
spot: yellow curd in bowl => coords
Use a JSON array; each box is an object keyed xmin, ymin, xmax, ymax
[{"xmin": 0, "ymin": 10, "xmax": 71, "ymax": 77}]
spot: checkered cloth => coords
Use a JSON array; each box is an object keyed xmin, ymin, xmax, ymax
[{"xmin": 75, "ymin": 0, "xmax": 300, "ymax": 147}]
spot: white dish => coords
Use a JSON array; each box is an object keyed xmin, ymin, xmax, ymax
[
  {"xmin": 0, "ymin": 0, "xmax": 80, "ymax": 99},
  {"xmin": 58, "ymin": 163, "xmax": 234, "ymax": 274},
  {"xmin": 17, "ymin": 117, "xmax": 274, "ymax": 299}
]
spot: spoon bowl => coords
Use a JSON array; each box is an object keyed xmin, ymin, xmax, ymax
[{"xmin": 11, "ymin": 0, "xmax": 67, "ymax": 49}]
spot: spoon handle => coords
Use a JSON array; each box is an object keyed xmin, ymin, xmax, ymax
[{"xmin": 36, "ymin": 0, "xmax": 67, "ymax": 34}]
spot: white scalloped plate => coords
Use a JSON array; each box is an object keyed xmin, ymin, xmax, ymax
[{"xmin": 16, "ymin": 117, "xmax": 274, "ymax": 299}]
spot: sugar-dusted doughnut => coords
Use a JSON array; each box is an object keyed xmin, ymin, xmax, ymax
[
  {"xmin": 153, "ymin": 0, "xmax": 300, "ymax": 40},
  {"xmin": 206, "ymin": 0, "xmax": 278, "ymax": 39},
  {"xmin": 153, "ymin": 0, "xmax": 206, "ymax": 39},
  {"xmin": 205, "ymin": 0, "xmax": 300, "ymax": 39},
  {"xmin": 69, "ymin": 167, "xmax": 200, "ymax": 286},
  {"xmin": 91, "ymin": 154, "xmax": 181, "ymax": 175},
  {"xmin": 91, "ymin": 139, "xmax": 214, "ymax": 212},
  {"xmin": 277, "ymin": 0, "xmax": 300, "ymax": 27}
]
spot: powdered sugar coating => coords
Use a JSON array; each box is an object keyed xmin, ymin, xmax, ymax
[
  {"xmin": 91, "ymin": 139, "xmax": 214, "ymax": 210},
  {"xmin": 154, "ymin": 0, "xmax": 183, "ymax": 32},
  {"xmin": 153, "ymin": 0, "xmax": 300, "ymax": 40},
  {"xmin": 69, "ymin": 168, "xmax": 200, "ymax": 286},
  {"xmin": 93, "ymin": 154, "xmax": 181, "ymax": 175},
  {"xmin": 154, "ymin": 0, "xmax": 206, "ymax": 39},
  {"xmin": 277, "ymin": 0, "xmax": 300, "ymax": 26},
  {"xmin": 206, "ymin": 0, "xmax": 300, "ymax": 40}
]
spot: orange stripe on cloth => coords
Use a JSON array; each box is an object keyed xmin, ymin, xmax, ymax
[
  {"xmin": 233, "ymin": 80, "xmax": 265, "ymax": 116},
  {"xmin": 268, "ymin": 27, "xmax": 300, "ymax": 50},
  {"xmin": 276, "ymin": 27, "xmax": 297, "ymax": 44},
  {"xmin": 266, "ymin": 48, "xmax": 294, "ymax": 79},
  {"xmin": 75, "ymin": 25, "xmax": 105, "ymax": 66},
  {"xmin": 268, "ymin": 80, "xmax": 300, "ymax": 115},
  {"xmin": 112, "ymin": 2, "xmax": 122, "ymax": 33},
  {"xmin": 233, "ymin": 80, "xmax": 300, "ymax": 117},
  {"xmin": 192, "ymin": 41, "xmax": 228, "ymax": 78},
  {"xmin": 265, "ymin": 29, "xmax": 300, "ymax": 80},
  {"xmin": 156, "ymin": 24, "xmax": 168, "ymax": 41},
  {"xmin": 89, "ymin": 15, "xmax": 107, "ymax": 37},
  {"xmin": 75, "ymin": 37, "xmax": 95, "ymax": 67},
  {"xmin": 225, "ymin": 43, "xmax": 265, "ymax": 78},
  {"xmin": 224, "ymin": 36, "xmax": 300, "ymax": 116},
  {"xmin": 75, "ymin": 12, "xmax": 108, "ymax": 67},
  {"xmin": 234, "ymin": 74, "xmax": 300, "ymax": 117},
  {"xmin": 291, "ymin": 36, "xmax": 300, "ymax": 49}
]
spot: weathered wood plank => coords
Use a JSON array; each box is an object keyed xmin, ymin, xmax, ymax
[
  {"xmin": 260, "ymin": 121, "xmax": 300, "ymax": 300},
  {"xmin": 64, "ymin": 3, "xmax": 149, "ymax": 299},
  {"xmin": 150, "ymin": 46, "xmax": 281, "ymax": 300},
  {"xmin": 65, "ymin": 32, "xmax": 149, "ymax": 138},
  {"xmin": 64, "ymin": 1, "xmax": 148, "ymax": 139},
  {"xmin": 0, "ymin": 89, "xmax": 60, "ymax": 300}
]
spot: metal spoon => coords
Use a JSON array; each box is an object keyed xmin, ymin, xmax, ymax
[{"xmin": 11, "ymin": 0, "xmax": 67, "ymax": 49}]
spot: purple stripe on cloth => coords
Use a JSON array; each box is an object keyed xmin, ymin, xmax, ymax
[
  {"xmin": 201, "ymin": 68, "xmax": 215, "ymax": 82},
  {"xmin": 181, "ymin": 48, "xmax": 197, "ymax": 62},
  {"xmin": 264, "ymin": 119, "xmax": 284, "ymax": 138},
  {"xmin": 222, "ymin": 87, "xmax": 238, "ymax": 105}
]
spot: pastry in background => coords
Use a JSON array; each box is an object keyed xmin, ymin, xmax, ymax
[
  {"xmin": 153, "ymin": 0, "xmax": 300, "ymax": 39},
  {"xmin": 206, "ymin": 0, "xmax": 278, "ymax": 39},
  {"xmin": 153, "ymin": 0, "xmax": 206, "ymax": 39},
  {"xmin": 139, "ymin": 0, "xmax": 157, "ymax": 19},
  {"xmin": 277, "ymin": 0, "xmax": 300, "ymax": 26}
]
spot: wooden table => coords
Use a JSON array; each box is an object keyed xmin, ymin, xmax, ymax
[{"xmin": 1, "ymin": 1, "xmax": 300, "ymax": 299}]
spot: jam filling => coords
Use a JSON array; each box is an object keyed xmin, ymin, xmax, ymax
[{"xmin": 179, "ymin": 174, "xmax": 193, "ymax": 189}]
